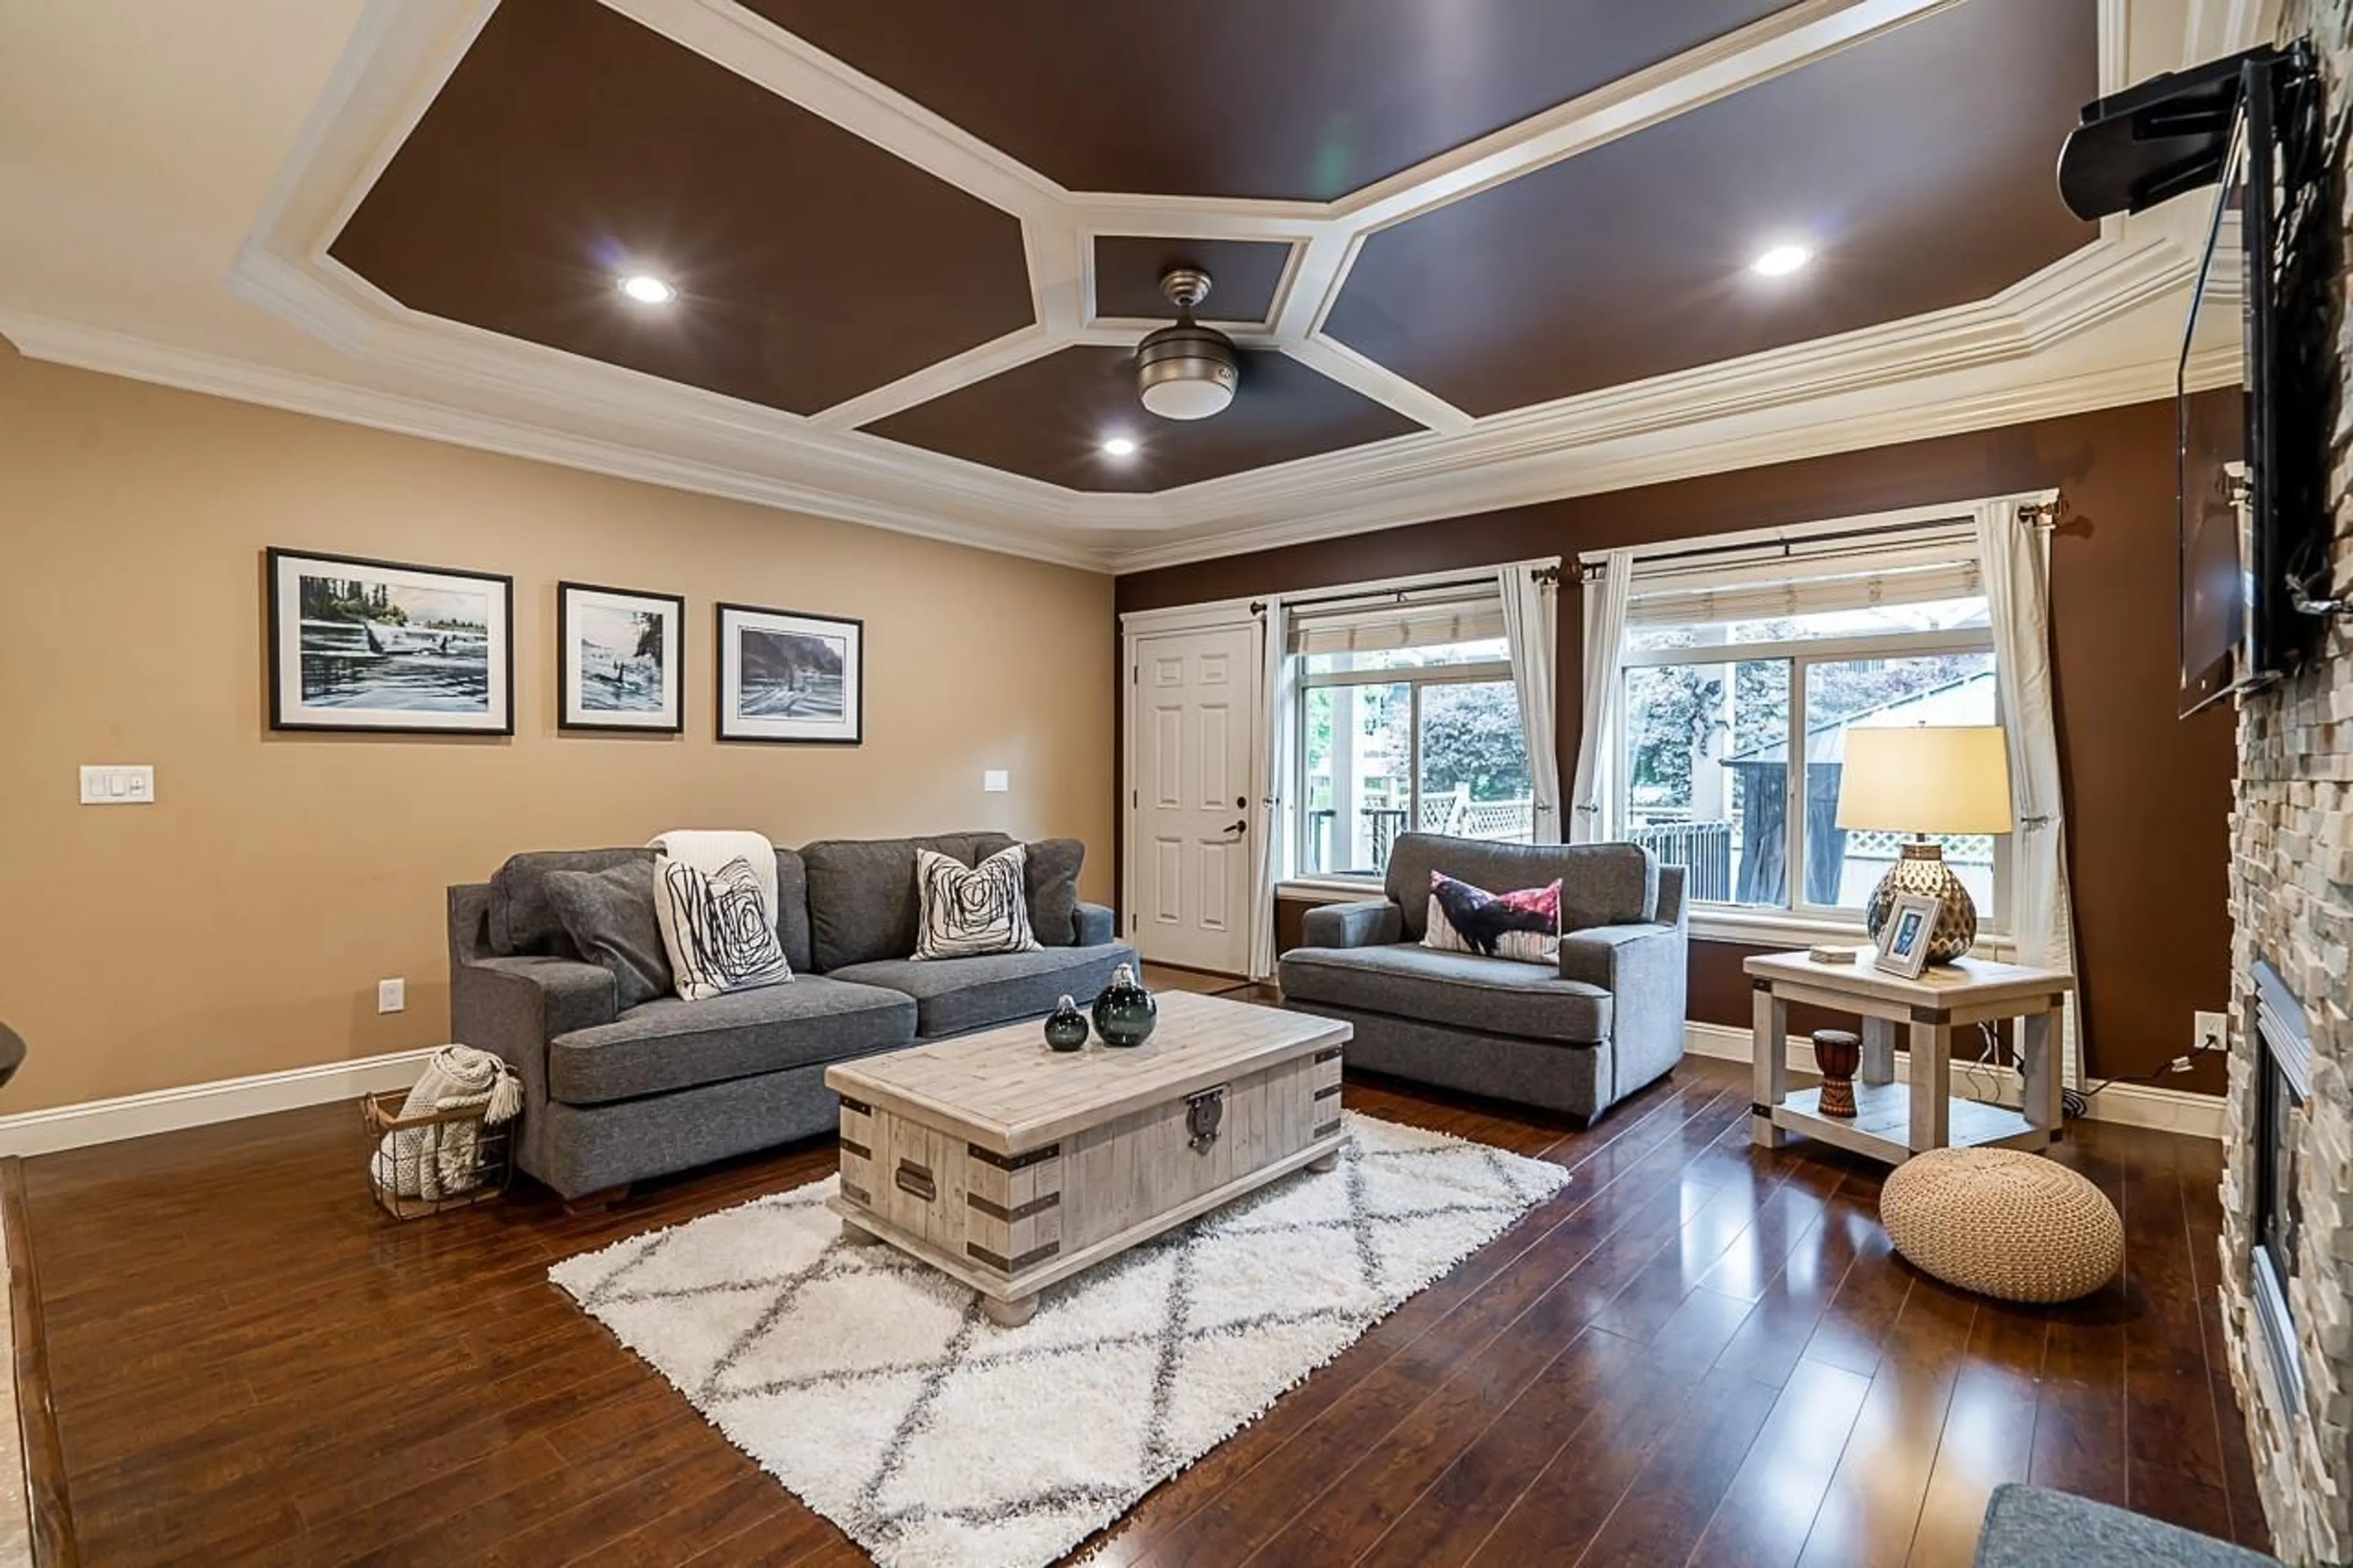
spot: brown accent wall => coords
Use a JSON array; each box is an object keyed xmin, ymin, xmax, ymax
[
  {"xmin": 0, "ymin": 347, "xmax": 1115, "ymax": 1114},
  {"xmin": 1122, "ymin": 397, "xmax": 2239, "ymax": 1091}
]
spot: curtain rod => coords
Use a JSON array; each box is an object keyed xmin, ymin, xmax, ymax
[
  {"xmin": 1577, "ymin": 501, "xmax": 2061, "ymax": 581},
  {"xmin": 1250, "ymin": 560, "xmax": 1558, "ymax": 616}
]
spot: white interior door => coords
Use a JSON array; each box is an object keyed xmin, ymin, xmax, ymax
[{"xmin": 1128, "ymin": 624, "xmax": 1260, "ymax": 974}]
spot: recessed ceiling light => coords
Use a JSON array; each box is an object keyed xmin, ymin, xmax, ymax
[
  {"xmin": 1101, "ymin": 436, "xmax": 1139, "ymax": 458},
  {"xmin": 618, "ymin": 273, "xmax": 676, "ymax": 305},
  {"xmin": 1751, "ymin": 244, "xmax": 1813, "ymax": 278}
]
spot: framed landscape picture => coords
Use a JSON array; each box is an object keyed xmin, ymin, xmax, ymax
[
  {"xmin": 716, "ymin": 602, "xmax": 862, "ymax": 744},
  {"xmin": 267, "ymin": 548, "xmax": 512, "ymax": 734},
  {"xmin": 558, "ymin": 581, "xmax": 684, "ymax": 733}
]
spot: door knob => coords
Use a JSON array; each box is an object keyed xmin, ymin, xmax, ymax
[{"xmin": 1221, "ymin": 817, "xmax": 1248, "ymax": 838}]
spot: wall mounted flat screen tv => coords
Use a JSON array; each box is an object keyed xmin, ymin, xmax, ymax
[{"xmin": 2178, "ymin": 48, "xmax": 2323, "ymax": 718}]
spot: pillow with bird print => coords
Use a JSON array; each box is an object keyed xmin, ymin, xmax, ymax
[{"xmin": 1423, "ymin": 869, "xmax": 1561, "ymax": 965}]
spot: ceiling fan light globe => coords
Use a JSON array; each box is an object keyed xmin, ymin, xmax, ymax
[
  {"xmin": 1140, "ymin": 376, "xmax": 1235, "ymax": 421},
  {"xmin": 1135, "ymin": 317, "xmax": 1240, "ymax": 422}
]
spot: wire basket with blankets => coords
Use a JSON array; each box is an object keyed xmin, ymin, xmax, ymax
[{"xmin": 362, "ymin": 1044, "xmax": 522, "ymax": 1220}]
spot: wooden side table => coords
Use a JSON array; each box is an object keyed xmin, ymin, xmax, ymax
[{"xmin": 1746, "ymin": 950, "xmax": 2074, "ymax": 1164}]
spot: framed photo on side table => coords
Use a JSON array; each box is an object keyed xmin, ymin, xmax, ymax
[
  {"xmin": 1874, "ymin": 893, "xmax": 1942, "ymax": 980},
  {"xmin": 267, "ymin": 548, "xmax": 513, "ymax": 734},
  {"xmin": 558, "ymin": 582, "xmax": 684, "ymax": 732},
  {"xmin": 716, "ymin": 602, "xmax": 863, "ymax": 744}
]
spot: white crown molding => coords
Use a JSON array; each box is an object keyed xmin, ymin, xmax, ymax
[
  {"xmin": 6, "ymin": 0, "xmax": 2233, "ymax": 577},
  {"xmin": 0, "ymin": 310, "xmax": 1116, "ymax": 569},
  {"xmin": 1108, "ymin": 343, "xmax": 2238, "ymax": 572}
]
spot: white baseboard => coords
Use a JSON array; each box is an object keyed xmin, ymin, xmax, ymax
[
  {"xmin": 0, "ymin": 1023, "xmax": 2221, "ymax": 1161},
  {"xmin": 1681, "ymin": 1021, "xmax": 2224, "ymax": 1142},
  {"xmin": 0, "ymin": 1048, "xmax": 438, "ymax": 1158}
]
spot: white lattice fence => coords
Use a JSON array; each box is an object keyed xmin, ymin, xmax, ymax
[{"xmin": 1842, "ymin": 829, "xmax": 1995, "ymax": 866}]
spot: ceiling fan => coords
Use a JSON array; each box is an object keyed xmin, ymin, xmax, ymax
[{"xmin": 1134, "ymin": 267, "xmax": 1238, "ymax": 420}]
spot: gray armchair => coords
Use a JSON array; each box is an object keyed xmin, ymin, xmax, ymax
[{"xmin": 1278, "ymin": 833, "xmax": 1688, "ymax": 1122}]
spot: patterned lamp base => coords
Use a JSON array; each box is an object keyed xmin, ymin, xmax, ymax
[{"xmin": 1863, "ymin": 842, "xmax": 1977, "ymax": 963}]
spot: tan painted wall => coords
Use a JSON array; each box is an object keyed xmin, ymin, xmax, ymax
[{"xmin": 0, "ymin": 347, "xmax": 1115, "ymax": 1114}]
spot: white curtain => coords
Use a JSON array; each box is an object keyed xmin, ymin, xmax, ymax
[
  {"xmin": 1976, "ymin": 501, "xmax": 2082, "ymax": 1087},
  {"xmin": 1248, "ymin": 597, "xmax": 1294, "ymax": 980},
  {"xmin": 1498, "ymin": 562, "xmax": 1563, "ymax": 843},
  {"xmin": 1568, "ymin": 550, "xmax": 1635, "ymax": 843}
]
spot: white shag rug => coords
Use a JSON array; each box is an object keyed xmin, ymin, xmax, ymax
[{"xmin": 550, "ymin": 1111, "xmax": 1567, "ymax": 1568}]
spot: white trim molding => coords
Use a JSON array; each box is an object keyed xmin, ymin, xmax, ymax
[
  {"xmin": 0, "ymin": 1050, "xmax": 436, "ymax": 1159},
  {"xmin": 1681, "ymin": 1021, "xmax": 2224, "ymax": 1140},
  {"xmin": 0, "ymin": 0, "xmax": 2260, "ymax": 574}
]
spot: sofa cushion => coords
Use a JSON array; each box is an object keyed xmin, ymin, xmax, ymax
[
  {"xmin": 489, "ymin": 848, "xmax": 655, "ymax": 956},
  {"xmin": 1278, "ymin": 944, "xmax": 1611, "ymax": 1045},
  {"xmin": 1384, "ymin": 834, "xmax": 1656, "ymax": 941},
  {"xmin": 830, "ymin": 942, "xmax": 1136, "ymax": 1039},
  {"xmin": 1024, "ymin": 838, "xmax": 1085, "ymax": 947},
  {"xmin": 544, "ymin": 862, "xmax": 673, "ymax": 1011},
  {"xmin": 487, "ymin": 845, "xmax": 812, "ymax": 966},
  {"xmin": 547, "ymin": 977, "xmax": 914, "ymax": 1105},
  {"xmin": 771, "ymin": 846, "xmax": 813, "ymax": 975},
  {"xmin": 801, "ymin": 833, "xmax": 1016, "ymax": 971}
]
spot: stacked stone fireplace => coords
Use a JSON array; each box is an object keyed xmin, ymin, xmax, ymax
[{"xmin": 2228, "ymin": 9, "xmax": 2353, "ymax": 1559}]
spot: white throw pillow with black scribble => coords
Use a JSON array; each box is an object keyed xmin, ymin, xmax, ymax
[
  {"xmin": 654, "ymin": 854, "xmax": 794, "ymax": 1002},
  {"xmin": 912, "ymin": 844, "xmax": 1042, "ymax": 960}
]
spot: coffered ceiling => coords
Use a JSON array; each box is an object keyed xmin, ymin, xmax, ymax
[
  {"xmin": 737, "ymin": 1, "xmax": 1804, "ymax": 202},
  {"xmin": 0, "ymin": 0, "xmax": 2262, "ymax": 569},
  {"xmin": 332, "ymin": 0, "xmax": 1036, "ymax": 417}
]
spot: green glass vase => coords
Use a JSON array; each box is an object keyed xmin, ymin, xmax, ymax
[
  {"xmin": 1091, "ymin": 963, "xmax": 1158, "ymax": 1048},
  {"xmin": 1043, "ymin": 994, "xmax": 1089, "ymax": 1053}
]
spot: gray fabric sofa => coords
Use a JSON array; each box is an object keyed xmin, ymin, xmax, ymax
[
  {"xmin": 449, "ymin": 832, "xmax": 1134, "ymax": 1199},
  {"xmin": 1278, "ymin": 833, "xmax": 1687, "ymax": 1122}
]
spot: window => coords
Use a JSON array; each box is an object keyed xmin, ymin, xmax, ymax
[
  {"xmin": 1613, "ymin": 531, "xmax": 2010, "ymax": 926},
  {"xmin": 1293, "ymin": 589, "xmax": 1529, "ymax": 878}
]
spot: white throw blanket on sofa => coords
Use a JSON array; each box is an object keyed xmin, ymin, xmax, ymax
[
  {"xmin": 648, "ymin": 829, "xmax": 779, "ymax": 929},
  {"xmin": 371, "ymin": 1044, "xmax": 523, "ymax": 1202}
]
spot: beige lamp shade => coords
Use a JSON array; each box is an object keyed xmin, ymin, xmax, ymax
[{"xmin": 1835, "ymin": 725, "xmax": 2015, "ymax": 835}]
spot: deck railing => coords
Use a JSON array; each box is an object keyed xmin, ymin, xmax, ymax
[{"xmin": 1626, "ymin": 819, "xmax": 1735, "ymax": 903}]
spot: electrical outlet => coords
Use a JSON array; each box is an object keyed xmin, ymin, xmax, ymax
[
  {"xmin": 377, "ymin": 978, "xmax": 406, "ymax": 1015},
  {"xmin": 2195, "ymin": 1010, "xmax": 2228, "ymax": 1055}
]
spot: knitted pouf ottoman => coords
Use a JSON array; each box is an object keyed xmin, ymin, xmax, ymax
[{"xmin": 1880, "ymin": 1147, "xmax": 2123, "ymax": 1303}]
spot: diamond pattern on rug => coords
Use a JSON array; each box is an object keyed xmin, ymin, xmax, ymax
[{"xmin": 550, "ymin": 1110, "xmax": 1568, "ymax": 1568}]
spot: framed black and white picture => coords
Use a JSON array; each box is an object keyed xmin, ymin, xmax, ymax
[
  {"xmin": 716, "ymin": 602, "xmax": 863, "ymax": 744},
  {"xmin": 267, "ymin": 548, "xmax": 512, "ymax": 734},
  {"xmin": 558, "ymin": 582, "xmax": 684, "ymax": 733}
]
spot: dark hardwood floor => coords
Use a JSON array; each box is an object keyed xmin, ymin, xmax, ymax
[{"xmin": 25, "ymin": 1012, "xmax": 2265, "ymax": 1566}]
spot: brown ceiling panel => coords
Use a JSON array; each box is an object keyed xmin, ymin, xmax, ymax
[
  {"xmin": 1324, "ymin": 0, "xmax": 2098, "ymax": 418},
  {"xmin": 1093, "ymin": 237, "xmax": 1294, "ymax": 324},
  {"xmin": 863, "ymin": 347, "xmax": 1423, "ymax": 493},
  {"xmin": 330, "ymin": 0, "xmax": 1033, "ymax": 417},
  {"xmin": 741, "ymin": 1, "xmax": 1801, "ymax": 201}
]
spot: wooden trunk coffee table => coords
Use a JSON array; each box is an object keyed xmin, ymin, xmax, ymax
[{"xmin": 825, "ymin": 991, "xmax": 1350, "ymax": 1326}]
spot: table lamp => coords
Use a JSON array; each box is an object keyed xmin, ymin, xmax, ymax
[{"xmin": 1835, "ymin": 725, "xmax": 2013, "ymax": 964}]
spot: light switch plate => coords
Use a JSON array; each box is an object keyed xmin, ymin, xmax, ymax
[
  {"xmin": 983, "ymin": 770, "xmax": 1010, "ymax": 793},
  {"xmin": 377, "ymin": 978, "xmax": 406, "ymax": 1015},
  {"xmin": 79, "ymin": 765, "xmax": 155, "ymax": 805}
]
